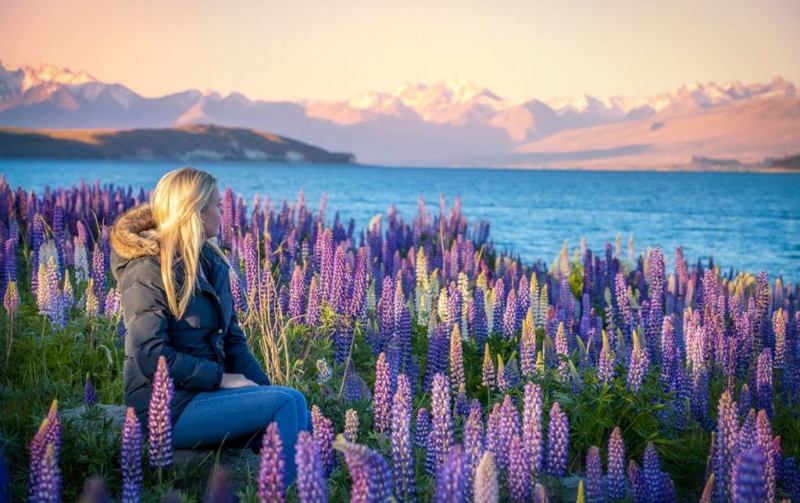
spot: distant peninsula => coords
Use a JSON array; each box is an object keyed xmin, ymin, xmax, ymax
[{"xmin": 0, "ymin": 124, "xmax": 357, "ymax": 164}]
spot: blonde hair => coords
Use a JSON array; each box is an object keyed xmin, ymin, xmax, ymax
[{"xmin": 150, "ymin": 167, "xmax": 227, "ymax": 319}]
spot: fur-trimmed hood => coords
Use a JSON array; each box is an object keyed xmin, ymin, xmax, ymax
[{"xmin": 109, "ymin": 203, "xmax": 160, "ymax": 282}]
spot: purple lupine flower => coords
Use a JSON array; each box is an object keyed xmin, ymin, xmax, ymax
[
  {"xmin": 474, "ymin": 452, "xmax": 499, "ymax": 503},
  {"xmin": 121, "ymin": 407, "xmax": 143, "ymax": 503},
  {"xmin": 349, "ymin": 248, "xmax": 367, "ymax": 323},
  {"xmin": 335, "ymin": 438, "xmax": 394, "ymax": 503},
  {"xmin": 496, "ymin": 395, "xmax": 521, "ymax": 473},
  {"xmin": 373, "ymin": 352, "xmax": 391, "ymax": 434},
  {"xmin": 62, "ymin": 274, "xmax": 74, "ymax": 311},
  {"xmin": 583, "ymin": 446, "xmax": 603, "ymax": 503},
  {"xmin": 503, "ymin": 289, "xmax": 518, "ymax": 339},
  {"xmin": 344, "ymin": 409, "xmax": 359, "ymax": 443},
  {"xmin": 148, "ymin": 355, "xmax": 173, "ymax": 469},
  {"xmin": 739, "ymin": 384, "xmax": 752, "ymax": 418},
  {"xmin": 84, "ymin": 376, "xmax": 97, "ymax": 405},
  {"xmin": 504, "ymin": 356, "xmax": 521, "ymax": 389},
  {"xmin": 598, "ymin": 330, "xmax": 616, "ymax": 384},
  {"xmin": 642, "ymin": 442, "xmax": 662, "ymax": 503},
  {"xmin": 43, "ymin": 400, "xmax": 62, "ymax": 463},
  {"xmin": 523, "ymin": 382, "xmax": 544, "ymax": 477},
  {"xmin": 427, "ymin": 373, "xmax": 454, "ymax": 474},
  {"xmin": 626, "ymin": 331, "xmax": 649, "ymax": 393},
  {"xmin": 434, "ymin": 444, "xmax": 467, "ymax": 503},
  {"xmin": 732, "ymin": 443, "xmax": 767, "ymax": 503},
  {"xmin": 756, "ymin": 348, "xmax": 773, "ymax": 418},
  {"xmin": 481, "ymin": 345, "xmax": 495, "ymax": 390},
  {"xmin": 474, "ymin": 289, "xmax": 488, "ymax": 350},
  {"xmin": 520, "ymin": 314, "xmax": 537, "ymax": 377},
  {"xmin": 755, "ymin": 409, "xmax": 776, "ymax": 503},
  {"xmin": 91, "ymin": 242, "xmax": 106, "ymax": 302},
  {"xmin": 31, "ymin": 442, "xmax": 61, "ymax": 503},
  {"xmin": 607, "ymin": 426, "xmax": 626, "ymax": 500},
  {"xmin": 287, "ymin": 265, "xmax": 306, "ymax": 322},
  {"xmin": 295, "ymin": 431, "xmax": 328, "ymax": 503},
  {"xmin": 391, "ymin": 374, "xmax": 416, "ymax": 502},
  {"xmin": 545, "ymin": 402, "xmax": 569, "ymax": 477},
  {"xmin": 258, "ymin": 422, "xmax": 285, "ymax": 503},
  {"xmin": 628, "ymin": 460, "xmax": 643, "ymax": 503},
  {"xmin": 554, "ymin": 321, "xmax": 570, "ymax": 380},
  {"xmin": 485, "ymin": 403, "xmax": 504, "ymax": 473},
  {"xmin": 311, "ymin": 405, "xmax": 335, "ymax": 477},
  {"xmin": 29, "ymin": 417, "xmax": 50, "ymax": 501},
  {"xmin": 496, "ymin": 355, "xmax": 508, "ymax": 392},
  {"xmin": 415, "ymin": 408, "xmax": 430, "ymax": 450},
  {"xmin": 454, "ymin": 386, "xmax": 469, "ymax": 418},
  {"xmin": 533, "ymin": 482, "xmax": 550, "ymax": 503},
  {"xmin": 614, "ymin": 273, "xmax": 632, "ymax": 340},
  {"xmin": 507, "ymin": 434, "xmax": 530, "ymax": 502},
  {"xmin": 463, "ymin": 407, "xmax": 484, "ymax": 501},
  {"xmin": 306, "ymin": 276, "xmax": 320, "ymax": 326},
  {"xmin": 449, "ymin": 324, "xmax": 465, "ymax": 396},
  {"xmin": 714, "ymin": 390, "xmax": 739, "ymax": 501}
]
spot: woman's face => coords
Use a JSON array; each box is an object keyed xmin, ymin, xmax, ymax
[{"xmin": 200, "ymin": 186, "xmax": 222, "ymax": 239}]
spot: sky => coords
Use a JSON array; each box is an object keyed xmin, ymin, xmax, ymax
[{"xmin": 1, "ymin": 0, "xmax": 798, "ymax": 103}]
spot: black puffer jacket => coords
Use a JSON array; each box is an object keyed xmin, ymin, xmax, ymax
[{"xmin": 109, "ymin": 203, "xmax": 270, "ymax": 430}]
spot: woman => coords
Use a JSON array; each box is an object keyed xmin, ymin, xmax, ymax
[{"xmin": 110, "ymin": 167, "xmax": 309, "ymax": 485}]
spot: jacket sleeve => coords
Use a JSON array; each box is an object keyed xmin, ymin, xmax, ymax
[
  {"xmin": 224, "ymin": 309, "xmax": 271, "ymax": 385},
  {"xmin": 120, "ymin": 260, "xmax": 224, "ymax": 390}
]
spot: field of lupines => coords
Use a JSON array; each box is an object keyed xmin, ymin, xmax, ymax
[{"xmin": 0, "ymin": 174, "xmax": 799, "ymax": 502}]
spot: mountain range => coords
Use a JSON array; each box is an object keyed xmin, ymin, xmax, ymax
[{"xmin": 1, "ymin": 60, "xmax": 798, "ymax": 168}]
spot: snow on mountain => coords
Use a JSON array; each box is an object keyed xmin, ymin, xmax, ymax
[{"xmin": 0, "ymin": 59, "xmax": 796, "ymax": 167}]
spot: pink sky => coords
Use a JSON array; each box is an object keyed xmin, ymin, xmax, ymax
[{"xmin": 1, "ymin": 0, "xmax": 798, "ymax": 102}]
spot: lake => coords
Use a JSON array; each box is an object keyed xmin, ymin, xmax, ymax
[{"xmin": 2, "ymin": 159, "xmax": 799, "ymax": 282}]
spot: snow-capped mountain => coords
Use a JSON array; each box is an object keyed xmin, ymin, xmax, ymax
[{"xmin": 0, "ymin": 60, "xmax": 796, "ymax": 167}]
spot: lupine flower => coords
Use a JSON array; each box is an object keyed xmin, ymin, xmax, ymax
[
  {"xmin": 628, "ymin": 460, "xmax": 643, "ymax": 503},
  {"xmin": 434, "ymin": 444, "xmax": 467, "ymax": 503},
  {"xmin": 120, "ymin": 408, "xmax": 143, "ymax": 503},
  {"xmin": 78, "ymin": 475, "xmax": 110, "ymax": 503},
  {"xmin": 463, "ymin": 407, "xmax": 484, "ymax": 501},
  {"xmin": 391, "ymin": 374, "xmax": 416, "ymax": 502},
  {"xmin": 43, "ymin": 400, "xmax": 62, "ymax": 462},
  {"xmin": 334, "ymin": 438, "xmax": 393, "ymax": 503},
  {"xmin": 415, "ymin": 408, "xmax": 430, "ymax": 450},
  {"xmin": 755, "ymin": 409, "xmax": 776, "ymax": 502},
  {"xmin": 427, "ymin": 373, "xmax": 453, "ymax": 474},
  {"xmin": 732, "ymin": 443, "xmax": 767, "ymax": 503},
  {"xmin": 504, "ymin": 355, "xmax": 521, "ymax": 389},
  {"xmin": 91, "ymin": 242, "xmax": 106, "ymax": 302},
  {"xmin": 626, "ymin": 330, "xmax": 649, "ymax": 393},
  {"xmin": 85, "ymin": 278, "xmax": 100, "ymax": 318},
  {"xmin": 507, "ymin": 434, "xmax": 530, "ymax": 502},
  {"xmin": 598, "ymin": 330, "xmax": 616, "ymax": 384},
  {"xmin": 148, "ymin": 355, "xmax": 173, "ymax": 469},
  {"xmin": 496, "ymin": 355, "xmax": 508, "ymax": 392},
  {"xmin": 373, "ymin": 352, "xmax": 391, "ymax": 433},
  {"xmin": 607, "ymin": 426, "xmax": 626, "ymax": 500},
  {"xmin": 311, "ymin": 405, "xmax": 335, "ymax": 477},
  {"xmin": 473, "ymin": 452, "xmax": 499, "ymax": 503},
  {"xmin": 84, "ymin": 376, "xmax": 97, "ymax": 405},
  {"xmin": 344, "ymin": 409, "xmax": 359, "ymax": 443},
  {"xmin": 585, "ymin": 445, "xmax": 604, "ymax": 503},
  {"xmin": 449, "ymin": 324, "xmax": 465, "ymax": 395},
  {"xmin": 576, "ymin": 480, "xmax": 585, "ymax": 503},
  {"xmin": 30, "ymin": 442, "xmax": 61, "ymax": 503},
  {"xmin": 756, "ymin": 349, "xmax": 773, "ymax": 418},
  {"xmin": 523, "ymin": 382, "xmax": 544, "ymax": 477},
  {"xmin": 481, "ymin": 344, "xmax": 495, "ymax": 390},
  {"xmin": 642, "ymin": 442, "xmax": 662, "ymax": 503},
  {"xmin": 258, "ymin": 422, "xmax": 285, "ymax": 503},
  {"xmin": 546, "ymin": 402, "xmax": 569, "ymax": 477},
  {"xmin": 29, "ymin": 417, "xmax": 51, "ymax": 501},
  {"xmin": 295, "ymin": 431, "xmax": 328, "ymax": 503},
  {"xmin": 533, "ymin": 482, "xmax": 550, "ymax": 503},
  {"xmin": 714, "ymin": 390, "xmax": 739, "ymax": 501}
]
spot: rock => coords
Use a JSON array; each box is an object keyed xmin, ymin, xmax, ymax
[{"xmin": 63, "ymin": 404, "xmax": 261, "ymax": 483}]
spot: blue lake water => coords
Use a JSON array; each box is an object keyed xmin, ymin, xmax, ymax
[{"xmin": 2, "ymin": 159, "xmax": 799, "ymax": 282}]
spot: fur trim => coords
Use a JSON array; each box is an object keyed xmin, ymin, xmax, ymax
[{"xmin": 109, "ymin": 203, "xmax": 160, "ymax": 259}]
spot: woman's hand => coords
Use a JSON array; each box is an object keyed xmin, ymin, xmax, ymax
[{"xmin": 220, "ymin": 372, "xmax": 259, "ymax": 389}]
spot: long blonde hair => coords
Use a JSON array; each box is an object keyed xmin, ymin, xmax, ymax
[{"xmin": 150, "ymin": 167, "xmax": 227, "ymax": 319}]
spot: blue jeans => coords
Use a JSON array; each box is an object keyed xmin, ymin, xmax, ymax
[{"xmin": 172, "ymin": 385, "xmax": 311, "ymax": 485}]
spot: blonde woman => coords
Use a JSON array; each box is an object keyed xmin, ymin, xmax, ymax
[{"xmin": 110, "ymin": 167, "xmax": 309, "ymax": 485}]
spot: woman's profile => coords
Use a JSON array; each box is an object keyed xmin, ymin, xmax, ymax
[{"xmin": 109, "ymin": 167, "xmax": 310, "ymax": 486}]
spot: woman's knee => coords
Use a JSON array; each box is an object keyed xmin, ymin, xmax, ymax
[{"xmin": 269, "ymin": 385, "xmax": 308, "ymax": 410}]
